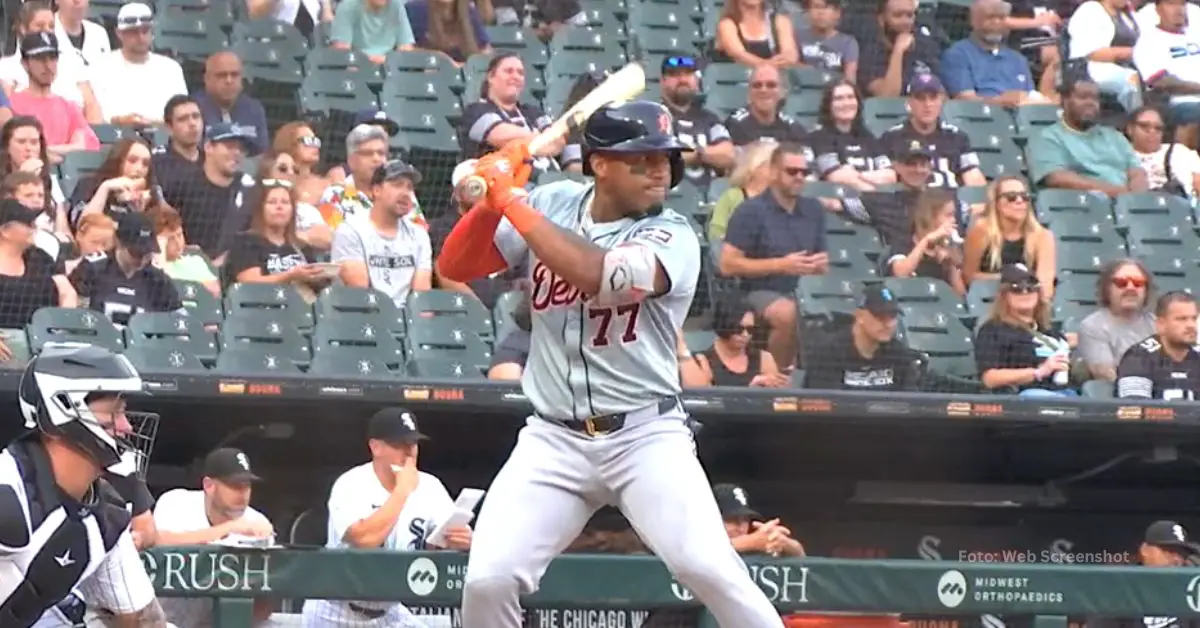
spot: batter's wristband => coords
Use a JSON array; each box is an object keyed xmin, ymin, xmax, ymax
[{"xmin": 505, "ymin": 201, "xmax": 543, "ymax": 234}]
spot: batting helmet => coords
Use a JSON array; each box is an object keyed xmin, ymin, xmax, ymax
[{"xmin": 581, "ymin": 100, "xmax": 686, "ymax": 189}]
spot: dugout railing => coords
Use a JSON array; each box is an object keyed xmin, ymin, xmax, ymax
[{"xmin": 140, "ymin": 547, "xmax": 1200, "ymax": 628}]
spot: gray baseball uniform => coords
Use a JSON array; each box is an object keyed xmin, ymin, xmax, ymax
[{"xmin": 461, "ymin": 181, "xmax": 783, "ymax": 628}]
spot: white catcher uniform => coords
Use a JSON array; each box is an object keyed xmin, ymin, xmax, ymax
[
  {"xmin": 460, "ymin": 180, "xmax": 784, "ymax": 627},
  {"xmin": 300, "ymin": 463, "xmax": 454, "ymax": 628}
]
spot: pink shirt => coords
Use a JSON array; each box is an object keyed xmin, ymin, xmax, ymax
[{"xmin": 10, "ymin": 90, "xmax": 98, "ymax": 151}]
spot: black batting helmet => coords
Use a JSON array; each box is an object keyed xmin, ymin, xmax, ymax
[{"xmin": 581, "ymin": 100, "xmax": 686, "ymax": 189}]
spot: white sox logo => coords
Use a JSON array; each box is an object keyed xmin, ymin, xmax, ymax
[{"xmin": 531, "ymin": 261, "xmax": 589, "ymax": 311}]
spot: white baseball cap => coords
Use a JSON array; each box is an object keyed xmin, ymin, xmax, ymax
[
  {"xmin": 116, "ymin": 3, "xmax": 154, "ymax": 29},
  {"xmin": 451, "ymin": 159, "xmax": 479, "ymax": 188}
]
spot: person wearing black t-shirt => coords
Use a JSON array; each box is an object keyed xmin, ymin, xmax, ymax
[
  {"xmin": 879, "ymin": 189, "xmax": 966, "ymax": 295},
  {"xmin": 691, "ymin": 297, "xmax": 789, "ymax": 388},
  {"xmin": 723, "ymin": 65, "xmax": 809, "ymax": 148},
  {"xmin": 152, "ymin": 95, "xmax": 204, "ymax": 194},
  {"xmin": 879, "ymin": 73, "xmax": 986, "ymax": 189},
  {"xmin": 222, "ymin": 178, "xmax": 326, "ymax": 290},
  {"xmin": 68, "ymin": 138, "xmax": 166, "ymax": 229},
  {"xmin": 0, "ymin": 199, "xmax": 76, "ymax": 338},
  {"xmin": 659, "ymin": 53, "xmax": 736, "ymax": 191},
  {"xmin": 460, "ymin": 52, "xmax": 563, "ymax": 174},
  {"xmin": 161, "ymin": 121, "xmax": 253, "ymax": 259},
  {"xmin": 974, "ymin": 263, "xmax": 1075, "ymax": 397},
  {"xmin": 804, "ymin": 284, "xmax": 917, "ymax": 391},
  {"xmin": 857, "ymin": 0, "xmax": 943, "ymax": 97},
  {"xmin": 69, "ymin": 211, "xmax": 183, "ymax": 326},
  {"xmin": 847, "ymin": 139, "xmax": 934, "ymax": 247},
  {"xmin": 809, "ymin": 79, "xmax": 895, "ymax": 191},
  {"xmin": 1116, "ymin": 291, "xmax": 1200, "ymax": 401}
]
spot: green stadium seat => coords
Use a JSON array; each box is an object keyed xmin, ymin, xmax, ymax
[
  {"xmin": 1156, "ymin": 274, "xmax": 1196, "ymax": 294},
  {"xmin": 1135, "ymin": 253, "xmax": 1192, "ymax": 280},
  {"xmin": 703, "ymin": 63, "xmax": 751, "ymax": 89},
  {"xmin": 316, "ymin": 285, "xmax": 406, "ymax": 337},
  {"xmin": 484, "ymin": 27, "xmax": 550, "ymax": 68},
  {"xmin": 903, "ymin": 329, "xmax": 980, "ymax": 391},
  {"xmin": 629, "ymin": 2, "xmax": 693, "ymax": 30},
  {"xmin": 224, "ymin": 283, "xmax": 314, "ymax": 331},
  {"xmin": 27, "ymin": 308, "xmax": 124, "ymax": 354},
  {"xmin": 965, "ymin": 278, "xmax": 999, "ymax": 319},
  {"xmin": 231, "ymin": 19, "xmax": 309, "ymax": 59},
  {"xmin": 1053, "ymin": 300, "xmax": 1089, "ymax": 333},
  {"xmin": 884, "ymin": 278, "xmax": 966, "ymax": 317},
  {"xmin": 703, "ymin": 86, "xmax": 745, "ymax": 119},
  {"xmin": 174, "ymin": 281, "xmax": 224, "ymax": 327},
  {"xmin": 683, "ymin": 329, "xmax": 715, "ymax": 353},
  {"xmin": 1056, "ymin": 242, "xmax": 1126, "ymax": 278},
  {"xmin": 965, "ymin": 132, "xmax": 1024, "ymax": 179},
  {"xmin": 575, "ymin": 5, "xmax": 626, "ymax": 30},
  {"xmin": 1052, "ymin": 219, "xmax": 1126, "ymax": 249},
  {"xmin": 407, "ymin": 290, "xmax": 494, "ymax": 339},
  {"xmin": 1081, "ymin": 379, "xmax": 1114, "ymax": 398},
  {"xmin": 125, "ymin": 312, "xmax": 218, "ymax": 365},
  {"xmin": 1034, "ymin": 189, "xmax": 1112, "ymax": 228},
  {"xmin": 124, "ymin": 345, "xmax": 209, "ymax": 375},
  {"xmin": 545, "ymin": 49, "xmax": 626, "ymax": 80},
  {"xmin": 663, "ymin": 182, "xmax": 706, "ymax": 220},
  {"xmin": 394, "ymin": 102, "xmax": 461, "ymax": 155},
  {"xmin": 787, "ymin": 67, "xmax": 840, "ymax": 94},
  {"xmin": 59, "ymin": 151, "xmax": 106, "ymax": 182},
  {"xmin": 632, "ymin": 31, "xmax": 701, "ymax": 58},
  {"xmin": 308, "ymin": 345, "xmax": 395, "ymax": 378},
  {"xmin": 862, "ymin": 98, "xmax": 907, "ymax": 136},
  {"xmin": 942, "ymin": 101, "xmax": 1015, "ymax": 137},
  {"xmin": 161, "ymin": 0, "xmax": 235, "ymax": 30},
  {"xmin": 405, "ymin": 317, "xmax": 492, "ymax": 369},
  {"xmin": 803, "ymin": 181, "xmax": 859, "ymax": 201},
  {"xmin": 233, "ymin": 40, "xmax": 305, "ymax": 71},
  {"xmin": 826, "ymin": 227, "xmax": 881, "ymax": 260},
  {"xmin": 1112, "ymin": 192, "xmax": 1194, "ymax": 230},
  {"xmin": 1013, "ymin": 104, "xmax": 1061, "ymax": 144},
  {"xmin": 151, "ymin": 17, "xmax": 227, "ymax": 61},
  {"xmin": 238, "ymin": 43, "xmax": 304, "ymax": 121},
  {"xmin": 215, "ymin": 344, "xmax": 303, "ymax": 375},
  {"xmin": 796, "ymin": 276, "xmax": 863, "ymax": 322},
  {"xmin": 384, "ymin": 51, "xmax": 463, "ymax": 93},
  {"xmin": 305, "ymin": 48, "xmax": 384, "ymax": 85},
  {"xmin": 783, "ymin": 92, "xmax": 822, "ymax": 129},
  {"xmin": 219, "ymin": 314, "xmax": 312, "ymax": 368},
  {"xmin": 492, "ymin": 290, "xmax": 524, "ymax": 336},
  {"xmin": 312, "ymin": 317, "xmax": 405, "ymax": 369},
  {"xmin": 0, "ymin": 328, "xmax": 31, "ymax": 367},
  {"xmin": 91, "ymin": 124, "xmax": 138, "ymax": 146},
  {"xmin": 1053, "ymin": 278, "xmax": 1100, "ymax": 307},
  {"xmin": 87, "ymin": 0, "xmax": 125, "ymax": 21},
  {"xmin": 406, "ymin": 356, "xmax": 488, "ymax": 379},
  {"xmin": 299, "ymin": 71, "xmax": 377, "ymax": 115},
  {"xmin": 380, "ymin": 75, "xmax": 458, "ymax": 105},
  {"xmin": 957, "ymin": 185, "xmax": 988, "ymax": 206},
  {"xmin": 1124, "ymin": 213, "xmax": 1200, "ymax": 259}
]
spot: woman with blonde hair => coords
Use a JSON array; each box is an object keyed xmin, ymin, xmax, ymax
[
  {"xmin": 881, "ymin": 189, "xmax": 966, "ymax": 295},
  {"xmin": 713, "ymin": 0, "xmax": 799, "ymax": 66},
  {"xmin": 271, "ymin": 122, "xmax": 330, "ymax": 214},
  {"xmin": 708, "ymin": 140, "xmax": 776, "ymax": 245},
  {"xmin": 963, "ymin": 175, "xmax": 1056, "ymax": 299}
]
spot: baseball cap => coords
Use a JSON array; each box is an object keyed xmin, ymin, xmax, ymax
[
  {"xmin": 1144, "ymin": 520, "xmax": 1200, "ymax": 554},
  {"xmin": 0, "ymin": 198, "xmax": 40, "ymax": 227},
  {"xmin": 19, "ymin": 32, "xmax": 58, "ymax": 59},
  {"xmin": 354, "ymin": 108, "xmax": 400, "ymax": 136},
  {"xmin": 451, "ymin": 159, "xmax": 480, "ymax": 188},
  {"xmin": 662, "ymin": 53, "xmax": 700, "ymax": 74},
  {"xmin": 116, "ymin": 2, "xmax": 154, "ymax": 30},
  {"xmin": 367, "ymin": 408, "xmax": 429, "ymax": 445},
  {"xmin": 999, "ymin": 263, "xmax": 1039, "ymax": 291},
  {"xmin": 713, "ymin": 483, "xmax": 761, "ymax": 520},
  {"xmin": 893, "ymin": 138, "xmax": 934, "ymax": 161},
  {"xmin": 206, "ymin": 122, "xmax": 255, "ymax": 149},
  {"xmin": 115, "ymin": 212, "xmax": 159, "ymax": 257},
  {"xmin": 202, "ymin": 447, "xmax": 262, "ymax": 484},
  {"xmin": 858, "ymin": 284, "xmax": 901, "ymax": 317},
  {"xmin": 907, "ymin": 73, "xmax": 944, "ymax": 95},
  {"xmin": 371, "ymin": 159, "xmax": 422, "ymax": 186}
]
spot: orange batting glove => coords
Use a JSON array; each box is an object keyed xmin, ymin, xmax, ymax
[
  {"xmin": 473, "ymin": 152, "xmax": 529, "ymax": 211},
  {"xmin": 476, "ymin": 140, "xmax": 533, "ymax": 189}
]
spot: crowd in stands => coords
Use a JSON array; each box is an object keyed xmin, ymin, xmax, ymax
[{"xmin": 0, "ymin": 0, "xmax": 1199, "ymax": 403}]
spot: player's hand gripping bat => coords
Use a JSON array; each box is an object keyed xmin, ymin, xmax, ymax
[{"xmin": 459, "ymin": 62, "xmax": 648, "ymax": 204}]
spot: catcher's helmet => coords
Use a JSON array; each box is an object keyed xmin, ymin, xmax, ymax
[{"xmin": 581, "ymin": 100, "xmax": 686, "ymax": 189}]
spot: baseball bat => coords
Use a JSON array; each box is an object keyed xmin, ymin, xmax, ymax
[{"xmin": 460, "ymin": 62, "xmax": 648, "ymax": 203}]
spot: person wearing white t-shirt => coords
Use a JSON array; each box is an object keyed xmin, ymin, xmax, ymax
[
  {"xmin": 90, "ymin": 2, "xmax": 188, "ymax": 127},
  {"xmin": 1133, "ymin": 0, "xmax": 1200, "ymax": 137},
  {"xmin": 1134, "ymin": 0, "xmax": 1200, "ymax": 33},
  {"xmin": 331, "ymin": 160, "xmax": 432, "ymax": 307},
  {"xmin": 153, "ymin": 447, "xmax": 277, "ymax": 628},
  {"xmin": 0, "ymin": 0, "xmax": 102, "ymax": 123},
  {"xmin": 54, "ymin": 0, "xmax": 112, "ymax": 67},
  {"xmin": 301, "ymin": 408, "xmax": 472, "ymax": 627},
  {"xmin": 1067, "ymin": 0, "xmax": 1143, "ymax": 111}
]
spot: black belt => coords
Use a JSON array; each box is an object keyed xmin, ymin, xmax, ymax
[
  {"xmin": 349, "ymin": 603, "xmax": 388, "ymax": 619},
  {"xmin": 544, "ymin": 397, "xmax": 680, "ymax": 437}
]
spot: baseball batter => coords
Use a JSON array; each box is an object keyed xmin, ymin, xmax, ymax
[{"xmin": 437, "ymin": 100, "xmax": 783, "ymax": 628}]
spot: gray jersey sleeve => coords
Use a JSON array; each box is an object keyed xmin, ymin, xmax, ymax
[
  {"xmin": 492, "ymin": 180, "xmax": 590, "ymax": 268},
  {"xmin": 330, "ymin": 222, "xmax": 366, "ymax": 264},
  {"xmin": 626, "ymin": 210, "xmax": 702, "ymax": 300}
]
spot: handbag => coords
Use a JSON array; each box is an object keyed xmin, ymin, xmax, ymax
[{"xmin": 1160, "ymin": 142, "xmax": 1191, "ymax": 198}]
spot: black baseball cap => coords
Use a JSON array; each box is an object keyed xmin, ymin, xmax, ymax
[
  {"xmin": 0, "ymin": 198, "xmax": 39, "ymax": 227},
  {"xmin": 907, "ymin": 73, "xmax": 945, "ymax": 95},
  {"xmin": 893, "ymin": 137, "xmax": 934, "ymax": 162},
  {"xmin": 202, "ymin": 447, "xmax": 262, "ymax": 484},
  {"xmin": 354, "ymin": 108, "xmax": 400, "ymax": 136},
  {"xmin": 19, "ymin": 32, "xmax": 58, "ymax": 59},
  {"xmin": 1144, "ymin": 520, "xmax": 1200, "ymax": 555},
  {"xmin": 205, "ymin": 122, "xmax": 255, "ymax": 150},
  {"xmin": 713, "ymin": 483, "xmax": 761, "ymax": 520},
  {"xmin": 368, "ymin": 407, "xmax": 429, "ymax": 445},
  {"xmin": 115, "ymin": 212, "xmax": 159, "ymax": 257},
  {"xmin": 371, "ymin": 159, "xmax": 422, "ymax": 186},
  {"xmin": 858, "ymin": 284, "xmax": 901, "ymax": 317},
  {"xmin": 1000, "ymin": 263, "xmax": 1039, "ymax": 291}
]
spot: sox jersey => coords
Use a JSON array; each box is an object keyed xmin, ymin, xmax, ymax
[
  {"xmin": 493, "ymin": 180, "xmax": 701, "ymax": 418},
  {"xmin": 300, "ymin": 463, "xmax": 454, "ymax": 627}
]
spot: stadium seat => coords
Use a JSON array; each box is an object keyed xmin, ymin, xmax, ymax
[
  {"xmin": 1135, "ymin": 252, "xmax": 1192, "ymax": 281},
  {"xmin": 1081, "ymin": 379, "xmax": 1114, "ymax": 398},
  {"xmin": 174, "ymin": 281, "xmax": 224, "ymax": 327},
  {"xmin": 215, "ymin": 344, "xmax": 304, "ymax": 375},
  {"xmin": 59, "ymin": 151, "xmax": 106, "ymax": 183},
  {"xmin": 395, "ymin": 102, "xmax": 461, "ymax": 157},
  {"xmin": 825, "ymin": 227, "xmax": 881, "ymax": 263},
  {"xmin": 575, "ymin": 4, "xmax": 626, "ymax": 31},
  {"xmin": 234, "ymin": 40, "xmax": 305, "ymax": 71},
  {"xmin": 237, "ymin": 42, "xmax": 304, "ymax": 119},
  {"xmin": 704, "ymin": 85, "xmax": 746, "ymax": 119},
  {"xmin": 125, "ymin": 312, "xmax": 219, "ymax": 365},
  {"xmin": 663, "ymin": 181, "xmax": 706, "ymax": 221},
  {"xmin": 965, "ymin": 278, "xmax": 999, "ymax": 320},
  {"xmin": 942, "ymin": 101, "xmax": 1015, "ymax": 137},
  {"xmin": 219, "ymin": 314, "xmax": 312, "ymax": 368},
  {"xmin": 957, "ymin": 185, "xmax": 989, "ymax": 206},
  {"xmin": 160, "ymin": 0, "xmax": 235, "ymax": 28},
  {"xmin": 899, "ymin": 311, "xmax": 980, "ymax": 390},
  {"xmin": 91, "ymin": 124, "xmax": 138, "ymax": 146},
  {"xmin": 305, "ymin": 48, "xmax": 384, "ymax": 85},
  {"xmin": 231, "ymin": 19, "xmax": 310, "ymax": 59},
  {"xmin": 492, "ymin": 290, "xmax": 524, "ymax": 336},
  {"xmin": 308, "ymin": 345, "xmax": 395, "ymax": 379},
  {"xmin": 802, "ymin": 181, "xmax": 859, "ymax": 201},
  {"xmin": 315, "ymin": 285, "xmax": 406, "ymax": 338},
  {"xmin": 1057, "ymin": 243, "xmax": 1122, "ymax": 278},
  {"xmin": 1034, "ymin": 189, "xmax": 1113, "ymax": 228},
  {"xmin": 406, "ymin": 356, "xmax": 488, "ymax": 379},
  {"xmin": 485, "ymin": 26, "xmax": 549, "ymax": 62},
  {"xmin": 1053, "ymin": 278, "xmax": 1100, "ymax": 308},
  {"xmin": 632, "ymin": 31, "xmax": 701, "ymax": 59},
  {"xmin": 862, "ymin": 98, "xmax": 908, "ymax": 136},
  {"xmin": 784, "ymin": 92, "xmax": 822, "ymax": 129},
  {"xmin": 1124, "ymin": 213, "xmax": 1200, "ymax": 259},
  {"xmin": 384, "ymin": 51, "xmax": 463, "ymax": 93},
  {"xmin": 544, "ymin": 49, "xmax": 626, "ymax": 80},
  {"xmin": 27, "ymin": 308, "xmax": 124, "ymax": 354},
  {"xmin": 224, "ymin": 283, "xmax": 315, "ymax": 331},
  {"xmin": 299, "ymin": 71, "xmax": 377, "ymax": 116},
  {"xmin": 1112, "ymin": 192, "xmax": 1194, "ymax": 231},
  {"xmin": 124, "ymin": 345, "xmax": 209, "ymax": 374},
  {"xmin": 683, "ymin": 329, "xmax": 715, "ymax": 353},
  {"xmin": 404, "ymin": 317, "xmax": 492, "ymax": 370},
  {"xmin": 787, "ymin": 67, "xmax": 839, "ymax": 95},
  {"xmin": 883, "ymin": 278, "xmax": 966, "ymax": 317},
  {"xmin": 703, "ymin": 63, "xmax": 751, "ymax": 89},
  {"xmin": 796, "ymin": 276, "xmax": 863, "ymax": 322},
  {"xmin": 1013, "ymin": 104, "xmax": 1062, "ymax": 144},
  {"xmin": 1052, "ymin": 219, "xmax": 1126, "ymax": 250},
  {"xmin": 407, "ymin": 290, "xmax": 494, "ymax": 339},
  {"xmin": 1156, "ymin": 274, "xmax": 1196, "ymax": 294},
  {"xmin": 151, "ymin": 16, "xmax": 227, "ymax": 61},
  {"xmin": 87, "ymin": 0, "xmax": 125, "ymax": 21},
  {"xmin": 965, "ymin": 132, "xmax": 1024, "ymax": 179},
  {"xmin": 312, "ymin": 317, "xmax": 405, "ymax": 369},
  {"xmin": 380, "ymin": 75, "xmax": 458, "ymax": 105}
]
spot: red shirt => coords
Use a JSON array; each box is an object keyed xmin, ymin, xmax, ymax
[{"xmin": 9, "ymin": 90, "xmax": 98, "ymax": 150}]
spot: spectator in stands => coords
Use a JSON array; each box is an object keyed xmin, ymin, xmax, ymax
[
  {"xmin": 245, "ymin": 0, "xmax": 333, "ymax": 40},
  {"xmin": 941, "ymin": 0, "xmax": 1055, "ymax": 106},
  {"xmin": 9, "ymin": 33, "xmax": 97, "ymax": 158},
  {"xmin": 273, "ymin": 122, "xmax": 331, "ymax": 213},
  {"xmin": 1004, "ymin": 0, "xmax": 1063, "ymax": 89},
  {"xmin": 150, "ymin": 206, "xmax": 219, "ymax": 297},
  {"xmin": 69, "ymin": 212, "xmax": 182, "ymax": 325},
  {"xmin": 804, "ymin": 284, "xmax": 918, "ymax": 391},
  {"xmin": 90, "ymin": 3, "xmax": 188, "ymax": 127},
  {"xmin": 660, "ymin": 53, "xmax": 736, "ymax": 190},
  {"xmin": 1134, "ymin": 0, "xmax": 1200, "ymax": 31},
  {"xmin": 329, "ymin": 0, "xmax": 416, "ymax": 63},
  {"xmin": 461, "ymin": 53, "xmax": 563, "ymax": 175},
  {"xmin": 1115, "ymin": 291, "xmax": 1200, "ymax": 400},
  {"xmin": 324, "ymin": 108, "xmax": 400, "ymax": 185},
  {"xmin": 1027, "ymin": 78, "xmax": 1149, "ymax": 197},
  {"xmin": 223, "ymin": 178, "xmax": 327, "ymax": 292},
  {"xmin": 714, "ymin": 0, "xmax": 799, "ymax": 66},
  {"xmin": 1, "ymin": 116, "xmax": 66, "ymax": 226},
  {"xmin": 559, "ymin": 72, "xmax": 605, "ymax": 173},
  {"xmin": 5, "ymin": 171, "xmax": 64, "ymax": 260},
  {"xmin": 796, "ymin": 0, "xmax": 858, "ymax": 77},
  {"xmin": 1133, "ymin": 0, "xmax": 1200, "ymax": 147},
  {"xmin": 162, "ymin": 122, "xmax": 254, "ymax": 260},
  {"xmin": 690, "ymin": 297, "xmax": 789, "ymax": 388},
  {"xmin": 432, "ymin": 160, "xmax": 522, "ymax": 309},
  {"xmin": 880, "ymin": 189, "xmax": 966, "ymax": 294},
  {"xmin": 64, "ymin": 212, "xmax": 114, "ymax": 274},
  {"xmin": 332, "ymin": 160, "xmax": 432, "ymax": 306},
  {"xmin": 488, "ymin": 0, "xmax": 587, "ymax": 39},
  {"xmin": 1125, "ymin": 106, "xmax": 1200, "ymax": 198},
  {"xmin": 724, "ymin": 65, "xmax": 809, "ymax": 147},
  {"xmin": 1, "ymin": 2, "xmax": 99, "ymax": 123},
  {"xmin": 152, "ymin": 95, "xmax": 204, "ymax": 189},
  {"xmin": 0, "ymin": 199, "xmax": 76, "ymax": 335},
  {"xmin": 714, "ymin": 483, "xmax": 804, "ymax": 556},
  {"xmin": 858, "ymin": 0, "xmax": 942, "ymax": 97},
  {"xmin": 720, "ymin": 142, "xmax": 828, "ymax": 368},
  {"xmin": 488, "ymin": 295, "xmax": 530, "ymax": 381},
  {"xmin": 1067, "ymin": 0, "xmax": 1142, "ymax": 112},
  {"xmin": 318, "ymin": 124, "xmax": 388, "ymax": 228},
  {"xmin": 154, "ymin": 448, "xmax": 276, "ymax": 628},
  {"xmin": 846, "ymin": 140, "xmax": 936, "ymax": 247},
  {"xmin": 193, "ymin": 51, "xmax": 269, "ymax": 157},
  {"xmin": 975, "ymin": 263, "xmax": 1075, "ymax": 397},
  {"xmin": 880, "ymin": 73, "xmax": 987, "ymax": 189},
  {"xmin": 53, "ymin": 0, "xmax": 111, "ymax": 67},
  {"xmin": 67, "ymin": 137, "xmax": 163, "ymax": 228},
  {"xmin": 255, "ymin": 150, "xmax": 331, "ymax": 251},
  {"xmin": 1079, "ymin": 258, "xmax": 1156, "ymax": 382},
  {"xmin": 406, "ymin": 0, "xmax": 492, "ymax": 65},
  {"xmin": 963, "ymin": 175, "xmax": 1055, "ymax": 298},
  {"xmin": 708, "ymin": 140, "xmax": 775, "ymax": 245},
  {"xmin": 810, "ymin": 79, "xmax": 896, "ymax": 191}
]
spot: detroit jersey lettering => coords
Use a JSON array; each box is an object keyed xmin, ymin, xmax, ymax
[{"xmin": 493, "ymin": 180, "xmax": 701, "ymax": 419}]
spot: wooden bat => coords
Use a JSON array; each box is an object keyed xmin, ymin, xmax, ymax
[{"xmin": 460, "ymin": 62, "xmax": 647, "ymax": 203}]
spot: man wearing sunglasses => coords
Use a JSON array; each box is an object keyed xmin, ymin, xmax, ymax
[
  {"xmin": 724, "ymin": 64, "xmax": 809, "ymax": 148},
  {"xmin": 1078, "ymin": 259, "xmax": 1156, "ymax": 382},
  {"xmin": 659, "ymin": 53, "xmax": 736, "ymax": 191},
  {"xmin": 1116, "ymin": 291, "xmax": 1200, "ymax": 400},
  {"xmin": 90, "ymin": 2, "xmax": 186, "ymax": 128}
]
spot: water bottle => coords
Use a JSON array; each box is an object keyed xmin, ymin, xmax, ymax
[{"xmin": 1052, "ymin": 345, "xmax": 1070, "ymax": 386}]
